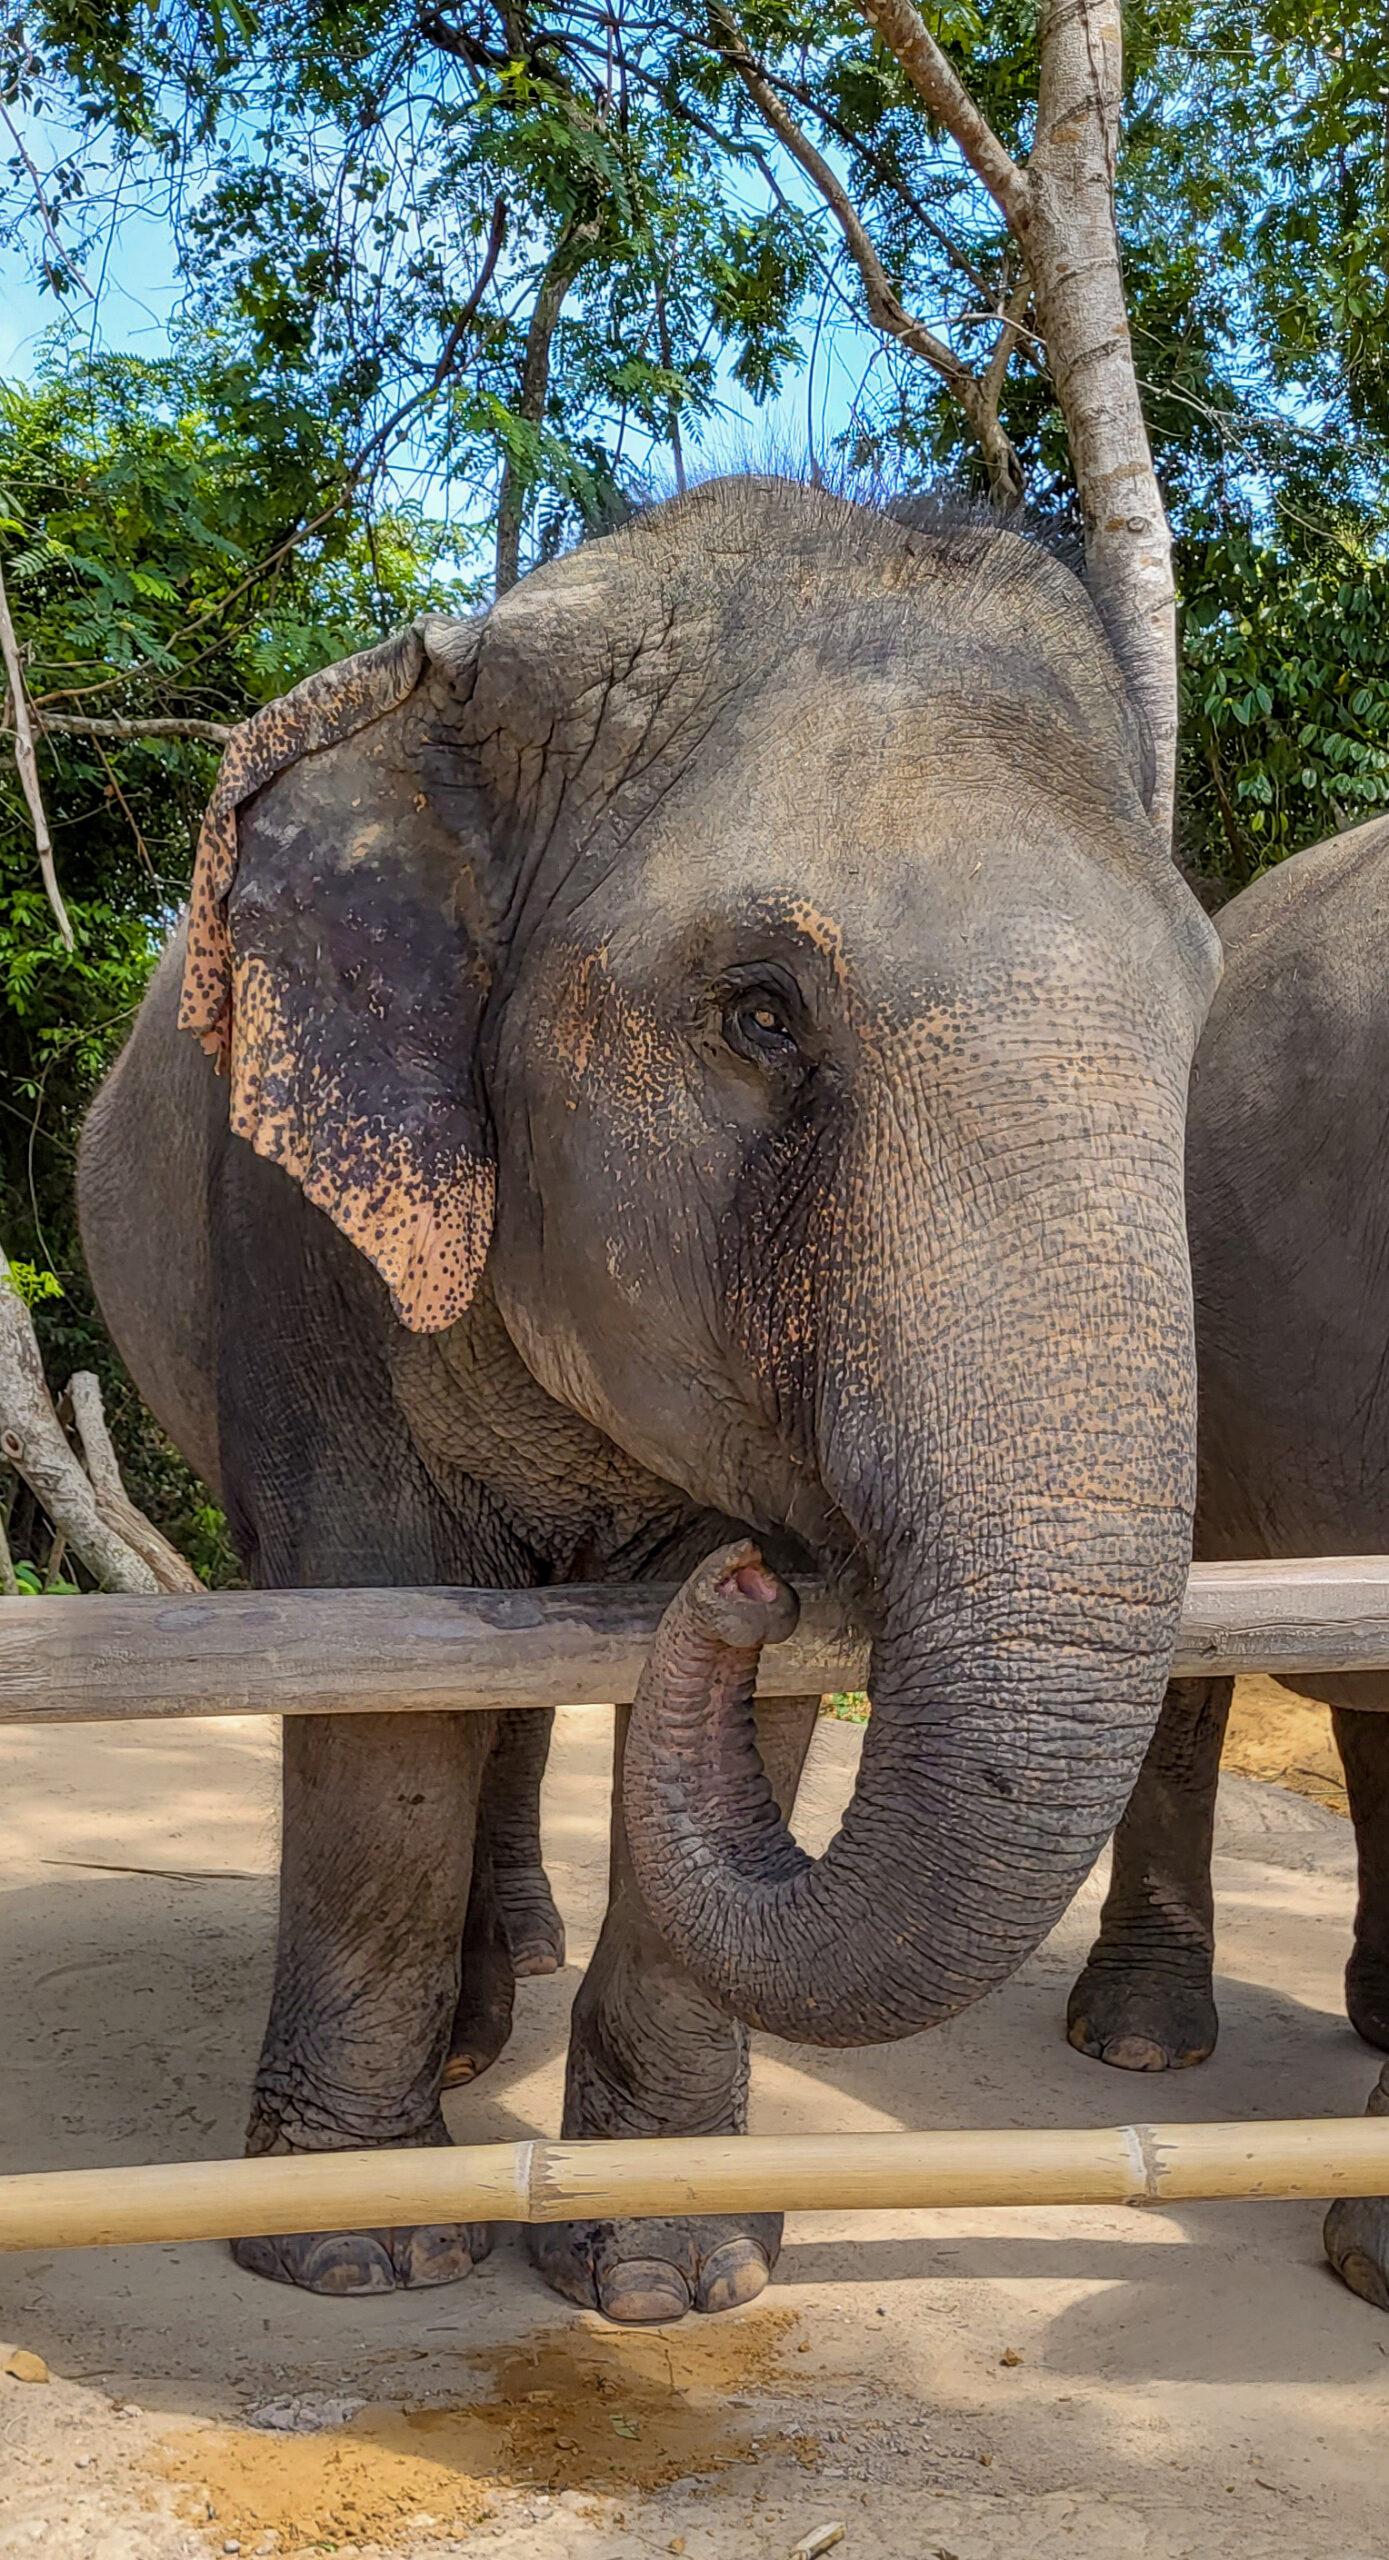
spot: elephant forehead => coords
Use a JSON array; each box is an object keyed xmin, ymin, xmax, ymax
[{"xmin": 595, "ymin": 793, "xmax": 1158, "ymax": 989}]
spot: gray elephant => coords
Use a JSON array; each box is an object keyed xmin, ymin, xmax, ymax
[
  {"xmin": 1065, "ymin": 810, "xmax": 1389, "ymax": 2310},
  {"xmin": 77, "ymin": 476, "xmax": 1218, "ymax": 2319}
]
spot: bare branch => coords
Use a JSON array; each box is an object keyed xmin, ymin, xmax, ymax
[
  {"xmin": 0, "ymin": 1255, "xmax": 158, "ymax": 1593},
  {"xmin": 980, "ymin": 265, "xmax": 1035, "ymax": 418},
  {"xmin": 68, "ymin": 1372, "xmax": 204, "ymax": 1594},
  {"xmin": 855, "ymin": 0, "xmax": 1028, "ymax": 225},
  {"xmin": 752, "ymin": 58, "xmax": 999, "ymax": 308},
  {"xmin": 7, "ymin": 713, "xmax": 236, "ymax": 747},
  {"xmin": 717, "ymin": 19, "xmax": 963, "ymax": 387},
  {"xmin": 0, "ymin": 101, "xmax": 95, "ymax": 300},
  {"xmin": 0, "ymin": 557, "xmax": 74, "ymax": 950},
  {"xmin": 715, "ymin": 12, "xmax": 1024, "ymax": 507}
]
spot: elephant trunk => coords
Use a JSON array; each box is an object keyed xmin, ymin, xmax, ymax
[{"xmin": 622, "ymin": 1069, "xmax": 1198, "ymax": 2046}]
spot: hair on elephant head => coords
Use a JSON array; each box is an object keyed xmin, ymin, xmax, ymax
[{"xmin": 182, "ymin": 473, "xmax": 1220, "ymax": 2047}]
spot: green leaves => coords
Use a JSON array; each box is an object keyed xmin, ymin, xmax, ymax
[
  {"xmin": 0, "ymin": 344, "xmax": 474, "ymax": 1575},
  {"xmin": 3, "ymin": 1262, "xmax": 64, "ymax": 1308},
  {"xmin": 1179, "ymin": 525, "xmax": 1389, "ymax": 884}
]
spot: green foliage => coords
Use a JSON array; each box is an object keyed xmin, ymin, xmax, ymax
[
  {"xmin": 4, "ymin": 1259, "xmax": 63, "ymax": 1306},
  {"xmin": 0, "ymin": 347, "xmax": 477, "ymax": 1578},
  {"xmin": 11, "ymin": 1557, "xmax": 81, "ymax": 1595},
  {"xmin": 1181, "ymin": 526, "xmax": 1389, "ymax": 885}
]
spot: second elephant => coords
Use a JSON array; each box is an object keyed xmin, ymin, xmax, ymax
[{"xmin": 1067, "ymin": 810, "xmax": 1389, "ymax": 2311}]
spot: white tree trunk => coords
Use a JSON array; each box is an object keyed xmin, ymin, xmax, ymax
[
  {"xmin": 0, "ymin": 1253, "xmax": 159, "ymax": 1594},
  {"xmin": 855, "ymin": 0, "xmax": 1178, "ymax": 843},
  {"xmin": 68, "ymin": 1371, "xmax": 204, "ymax": 1594},
  {"xmin": 1026, "ymin": 0, "xmax": 1176, "ymax": 838}
]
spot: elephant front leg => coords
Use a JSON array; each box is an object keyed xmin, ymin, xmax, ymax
[
  {"xmin": 1324, "ymin": 2061, "xmax": 1389, "ymax": 2314},
  {"xmin": 236, "ymin": 1709, "xmax": 496, "ymax": 2296},
  {"xmin": 1067, "ymin": 1677, "xmax": 1231, "ymax": 2071},
  {"xmin": 530, "ymin": 1693, "xmax": 819, "ymax": 2325},
  {"xmin": 1322, "ymin": 1710, "xmax": 1389, "ymax": 2312},
  {"xmin": 1333, "ymin": 1705, "xmax": 1389, "ymax": 2051}
]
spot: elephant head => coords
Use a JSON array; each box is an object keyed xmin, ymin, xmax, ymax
[{"xmin": 183, "ymin": 475, "xmax": 1219, "ymax": 2046}]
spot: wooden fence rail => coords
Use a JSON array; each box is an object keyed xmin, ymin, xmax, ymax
[
  {"xmin": 2, "ymin": 1555, "xmax": 1389, "ymax": 1725},
  {"xmin": 4, "ymin": 2119, "xmax": 1389, "ymax": 2252}
]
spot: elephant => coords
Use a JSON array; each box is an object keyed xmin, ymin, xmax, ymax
[
  {"xmin": 1063, "ymin": 809, "xmax": 1389, "ymax": 2311},
  {"xmin": 77, "ymin": 475, "xmax": 1219, "ymax": 2319}
]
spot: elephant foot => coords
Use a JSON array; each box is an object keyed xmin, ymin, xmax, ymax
[
  {"xmin": 1066, "ymin": 1959, "xmax": 1218, "ymax": 2071},
  {"xmin": 1345, "ymin": 1957, "xmax": 1389, "ymax": 2054},
  {"xmin": 233, "ymin": 2219, "xmax": 491, "ymax": 2294},
  {"xmin": 495, "ymin": 1863, "xmax": 567, "ymax": 1977},
  {"xmin": 1324, "ymin": 2197, "xmax": 1389, "ymax": 2313},
  {"xmin": 236, "ymin": 2112, "xmax": 488, "ymax": 2293},
  {"xmin": 528, "ymin": 2211, "xmax": 781, "ymax": 2324}
]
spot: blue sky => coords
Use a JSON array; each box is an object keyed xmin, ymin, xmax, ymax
[{"xmin": 0, "ymin": 88, "xmax": 888, "ymax": 531}]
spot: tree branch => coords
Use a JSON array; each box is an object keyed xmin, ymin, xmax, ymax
[
  {"xmin": 0, "ymin": 1253, "xmax": 159, "ymax": 1594},
  {"xmin": 852, "ymin": 0, "xmax": 1177, "ymax": 838},
  {"xmin": 752, "ymin": 59, "xmax": 999, "ymax": 308},
  {"xmin": 33, "ymin": 198, "xmax": 508, "ymax": 712},
  {"xmin": 0, "ymin": 101, "xmax": 95, "ymax": 300},
  {"xmin": 1026, "ymin": 0, "xmax": 1175, "ymax": 836},
  {"xmin": 854, "ymin": 0, "xmax": 1028, "ymax": 226},
  {"xmin": 7, "ymin": 713, "xmax": 236, "ymax": 747},
  {"xmin": 495, "ymin": 216, "xmax": 604, "ymax": 592},
  {"xmin": 67, "ymin": 1372, "xmax": 204, "ymax": 1594},
  {"xmin": 981, "ymin": 264, "xmax": 1035, "ymax": 417},
  {"xmin": 714, "ymin": 11, "xmax": 1024, "ymax": 508},
  {"xmin": 0, "ymin": 557, "xmax": 74, "ymax": 949}
]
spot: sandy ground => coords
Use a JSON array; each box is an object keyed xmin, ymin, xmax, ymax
[{"xmin": 2, "ymin": 1688, "xmax": 1387, "ymax": 2560}]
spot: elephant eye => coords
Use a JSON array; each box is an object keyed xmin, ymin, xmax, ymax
[{"xmin": 723, "ymin": 991, "xmax": 799, "ymax": 1065}]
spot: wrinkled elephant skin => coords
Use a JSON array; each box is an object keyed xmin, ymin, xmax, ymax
[
  {"xmin": 1062, "ymin": 812, "xmax": 1389, "ymax": 2311},
  {"xmin": 78, "ymin": 477, "xmax": 1218, "ymax": 2316}
]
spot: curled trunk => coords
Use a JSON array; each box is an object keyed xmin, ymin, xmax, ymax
[
  {"xmin": 624, "ymin": 1529, "xmax": 1182, "ymax": 2046},
  {"xmin": 622, "ymin": 1033, "xmax": 1201, "ymax": 2047}
]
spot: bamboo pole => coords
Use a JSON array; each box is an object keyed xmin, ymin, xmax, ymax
[
  {"xmin": 5, "ymin": 1556, "xmax": 1389, "ymax": 1728},
  {"xmin": 2, "ymin": 2120, "xmax": 1389, "ymax": 2254}
]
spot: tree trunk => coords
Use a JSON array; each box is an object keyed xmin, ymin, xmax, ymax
[
  {"xmin": 495, "ymin": 220, "xmax": 603, "ymax": 595},
  {"xmin": 68, "ymin": 1370, "xmax": 204, "ymax": 1593},
  {"xmin": 1024, "ymin": 0, "xmax": 1176, "ymax": 838},
  {"xmin": 0, "ymin": 1248, "xmax": 175, "ymax": 1595},
  {"xmin": 854, "ymin": 0, "xmax": 1177, "ymax": 840}
]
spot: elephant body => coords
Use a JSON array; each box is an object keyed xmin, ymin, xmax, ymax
[
  {"xmin": 1066, "ymin": 811, "xmax": 1389, "ymax": 2309},
  {"xmin": 78, "ymin": 477, "xmax": 1217, "ymax": 2315}
]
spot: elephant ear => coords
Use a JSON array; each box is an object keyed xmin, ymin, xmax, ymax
[{"xmin": 180, "ymin": 619, "xmax": 501, "ymax": 1333}]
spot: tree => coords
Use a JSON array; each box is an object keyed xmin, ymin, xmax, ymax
[
  {"xmin": 2, "ymin": 0, "xmax": 820, "ymax": 588},
  {"xmin": 4, "ymin": 2, "xmax": 1389, "ymax": 1576},
  {"xmin": 0, "ymin": 345, "xmax": 477, "ymax": 1578}
]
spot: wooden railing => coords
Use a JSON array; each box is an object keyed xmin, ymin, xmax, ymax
[
  {"xmin": 3, "ymin": 1555, "xmax": 1389, "ymax": 1725},
  {"xmin": 4, "ymin": 1553, "xmax": 1389, "ymax": 2257}
]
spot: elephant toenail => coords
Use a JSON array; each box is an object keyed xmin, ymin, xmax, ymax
[
  {"xmin": 698, "ymin": 2240, "xmax": 770, "ymax": 2314},
  {"xmin": 1101, "ymin": 2035, "xmax": 1170, "ymax": 2071},
  {"xmin": 394, "ymin": 2224, "xmax": 478, "ymax": 2287},
  {"xmin": 230, "ymin": 2233, "xmax": 286, "ymax": 2283},
  {"xmin": 301, "ymin": 2233, "xmax": 397, "ymax": 2295},
  {"xmin": 598, "ymin": 2259, "xmax": 692, "ymax": 2325},
  {"xmin": 511, "ymin": 1944, "xmax": 562, "ymax": 1977}
]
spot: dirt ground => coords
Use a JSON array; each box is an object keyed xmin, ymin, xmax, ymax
[{"xmin": 2, "ymin": 1683, "xmax": 1387, "ymax": 2560}]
